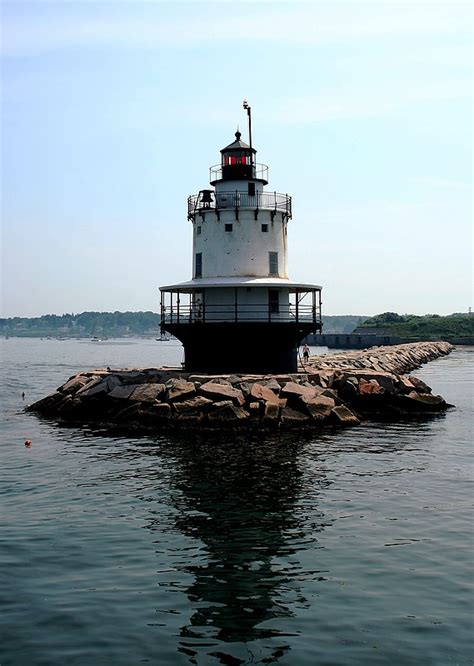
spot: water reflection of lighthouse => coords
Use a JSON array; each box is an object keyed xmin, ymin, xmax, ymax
[
  {"xmin": 148, "ymin": 436, "xmax": 333, "ymax": 665},
  {"xmin": 160, "ymin": 102, "xmax": 323, "ymax": 374}
]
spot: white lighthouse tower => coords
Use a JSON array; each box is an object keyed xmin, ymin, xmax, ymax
[{"xmin": 160, "ymin": 103, "xmax": 322, "ymax": 373}]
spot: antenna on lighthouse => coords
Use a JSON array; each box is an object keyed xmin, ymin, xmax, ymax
[{"xmin": 243, "ymin": 99, "xmax": 252, "ymax": 162}]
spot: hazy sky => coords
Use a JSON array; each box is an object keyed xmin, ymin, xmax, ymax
[{"xmin": 1, "ymin": 0, "xmax": 472, "ymax": 317}]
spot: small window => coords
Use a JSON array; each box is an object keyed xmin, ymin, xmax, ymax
[
  {"xmin": 195, "ymin": 252, "xmax": 202, "ymax": 278},
  {"xmin": 197, "ymin": 226, "xmax": 202, "ymax": 235},
  {"xmin": 269, "ymin": 251, "xmax": 279, "ymax": 276},
  {"xmin": 225, "ymin": 224, "xmax": 233, "ymax": 232},
  {"xmin": 261, "ymin": 224, "xmax": 268, "ymax": 233},
  {"xmin": 248, "ymin": 182, "xmax": 256, "ymax": 197}
]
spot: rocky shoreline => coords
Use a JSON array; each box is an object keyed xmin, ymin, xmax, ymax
[{"xmin": 26, "ymin": 341, "xmax": 454, "ymax": 432}]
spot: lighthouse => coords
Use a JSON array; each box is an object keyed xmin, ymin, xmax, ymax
[{"xmin": 160, "ymin": 104, "xmax": 322, "ymax": 373}]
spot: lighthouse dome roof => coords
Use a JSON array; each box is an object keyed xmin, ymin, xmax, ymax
[{"xmin": 221, "ymin": 131, "xmax": 255, "ymax": 153}]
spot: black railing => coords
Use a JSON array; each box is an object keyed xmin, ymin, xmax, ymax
[
  {"xmin": 161, "ymin": 302, "xmax": 321, "ymax": 325},
  {"xmin": 188, "ymin": 190, "xmax": 292, "ymax": 219},
  {"xmin": 210, "ymin": 162, "xmax": 269, "ymax": 183}
]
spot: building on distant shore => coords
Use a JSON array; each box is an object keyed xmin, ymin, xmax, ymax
[{"xmin": 160, "ymin": 103, "xmax": 322, "ymax": 373}]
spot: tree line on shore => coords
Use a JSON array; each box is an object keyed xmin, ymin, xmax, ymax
[
  {"xmin": 355, "ymin": 312, "xmax": 473, "ymax": 339},
  {"xmin": 1, "ymin": 311, "xmax": 471, "ymax": 339}
]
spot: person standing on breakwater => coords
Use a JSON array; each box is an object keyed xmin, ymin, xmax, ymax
[{"xmin": 302, "ymin": 345, "xmax": 310, "ymax": 363}]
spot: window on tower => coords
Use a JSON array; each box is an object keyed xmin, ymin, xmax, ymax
[
  {"xmin": 261, "ymin": 224, "xmax": 268, "ymax": 233},
  {"xmin": 197, "ymin": 226, "xmax": 202, "ymax": 235},
  {"xmin": 225, "ymin": 224, "xmax": 233, "ymax": 232},
  {"xmin": 195, "ymin": 253, "xmax": 202, "ymax": 278},
  {"xmin": 269, "ymin": 252, "xmax": 279, "ymax": 276},
  {"xmin": 223, "ymin": 153, "xmax": 250, "ymax": 166}
]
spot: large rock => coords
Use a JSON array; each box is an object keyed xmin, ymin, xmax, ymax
[
  {"xmin": 262, "ymin": 379, "xmax": 282, "ymax": 393},
  {"xmin": 340, "ymin": 370, "xmax": 397, "ymax": 393},
  {"xmin": 250, "ymin": 383, "xmax": 279, "ymax": 404},
  {"xmin": 331, "ymin": 405, "xmax": 360, "ymax": 426},
  {"xmin": 207, "ymin": 401, "xmax": 248, "ymax": 422},
  {"xmin": 359, "ymin": 379, "xmax": 385, "ymax": 395},
  {"xmin": 281, "ymin": 382, "xmax": 318, "ymax": 401},
  {"xmin": 397, "ymin": 391, "xmax": 447, "ymax": 411},
  {"xmin": 263, "ymin": 402, "xmax": 280, "ymax": 421},
  {"xmin": 397, "ymin": 376, "xmax": 415, "ymax": 393},
  {"xmin": 119, "ymin": 371, "xmax": 148, "ymax": 385},
  {"xmin": 335, "ymin": 378, "xmax": 358, "ymax": 401},
  {"xmin": 26, "ymin": 391, "xmax": 64, "ymax": 415},
  {"xmin": 130, "ymin": 383, "xmax": 166, "ymax": 402},
  {"xmin": 408, "ymin": 376, "xmax": 432, "ymax": 394},
  {"xmin": 59, "ymin": 374, "xmax": 90, "ymax": 394},
  {"xmin": 280, "ymin": 406, "xmax": 310, "ymax": 424},
  {"xmin": 76, "ymin": 375, "xmax": 121, "ymax": 397},
  {"xmin": 199, "ymin": 381, "xmax": 245, "ymax": 406},
  {"xmin": 166, "ymin": 379, "xmax": 196, "ymax": 402},
  {"xmin": 300, "ymin": 394, "xmax": 335, "ymax": 420},
  {"xmin": 172, "ymin": 396, "xmax": 214, "ymax": 413},
  {"xmin": 75, "ymin": 376, "xmax": 105, "ymax": 396},
  {"xmin": 56, "ymin": 396, "xmax": 85, "ymax": 418},
  {"xmin": 307, "ymin": 372, "xmax": 331, "ymax": 388},
  {"xmin": 109, "ymin": 385, "xmax": 137, "ymax": 400},
  {"xmin": 236, "ymin": 381, "xmax": 251, "ymax": 397},
  {"xmin": 135, "ymin": 402, "xmax": 173, "ymax": 425}
]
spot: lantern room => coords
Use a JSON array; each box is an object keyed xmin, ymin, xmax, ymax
[{"xmin": 210, "ymin": 131, "xmax": 269, "ymax": 185}]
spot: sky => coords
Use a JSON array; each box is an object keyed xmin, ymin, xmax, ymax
[{"xmin": 1, "ymin": 0, "xmax": 472, "ymax": 318}]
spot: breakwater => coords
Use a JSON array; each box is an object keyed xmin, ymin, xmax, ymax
[{"xmin": 27, "ymin": 341, "xmax": 454, "ymax": 431}]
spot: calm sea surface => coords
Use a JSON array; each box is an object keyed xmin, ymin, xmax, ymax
[{"xmin": 1, "ymin": 338, "xmax": 473, "ymax": 666}]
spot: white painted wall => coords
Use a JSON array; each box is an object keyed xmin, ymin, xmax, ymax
[
  {"xmin": 214, "ymin": 179, "xmax": 265, "ymax": 196},
  {"xmin": 192, "ymin": 208, "xmax": 288, "ymax": 279}
]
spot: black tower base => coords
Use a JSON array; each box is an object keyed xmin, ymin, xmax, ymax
[{"xmin": 163, "ymin": 322, "xmax": 321, "ymax": 374}]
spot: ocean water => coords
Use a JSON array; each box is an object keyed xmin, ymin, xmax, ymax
[{"xmin": 1, "ymin": 338, "xmax": 473, "ymax": 666}]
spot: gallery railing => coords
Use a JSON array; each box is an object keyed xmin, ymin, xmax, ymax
[
  {"xmin": 187, "ymin": 190, "xmax": 292, "ymax": 219},
  {"xmin": 161, "ymin": 301, "xmax": 321, "ymax": 326}
]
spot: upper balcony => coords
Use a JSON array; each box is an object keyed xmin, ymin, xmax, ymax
[{"xmin": 188, "ymin": 189, "xmax": 292, "ymax": 220}]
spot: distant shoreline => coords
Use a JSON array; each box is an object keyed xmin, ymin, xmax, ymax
[
  {"xmin": 0, "ymin": 312, "xmax": 367, "ymax": 339},
  {"xmin": 2, "ymin": 311, "xmax": 472, "ymax": 343}
]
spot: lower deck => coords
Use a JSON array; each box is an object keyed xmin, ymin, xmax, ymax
[{"xmin": 162, "ymin": 321, "xmax": 321, "ymax": 373}]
